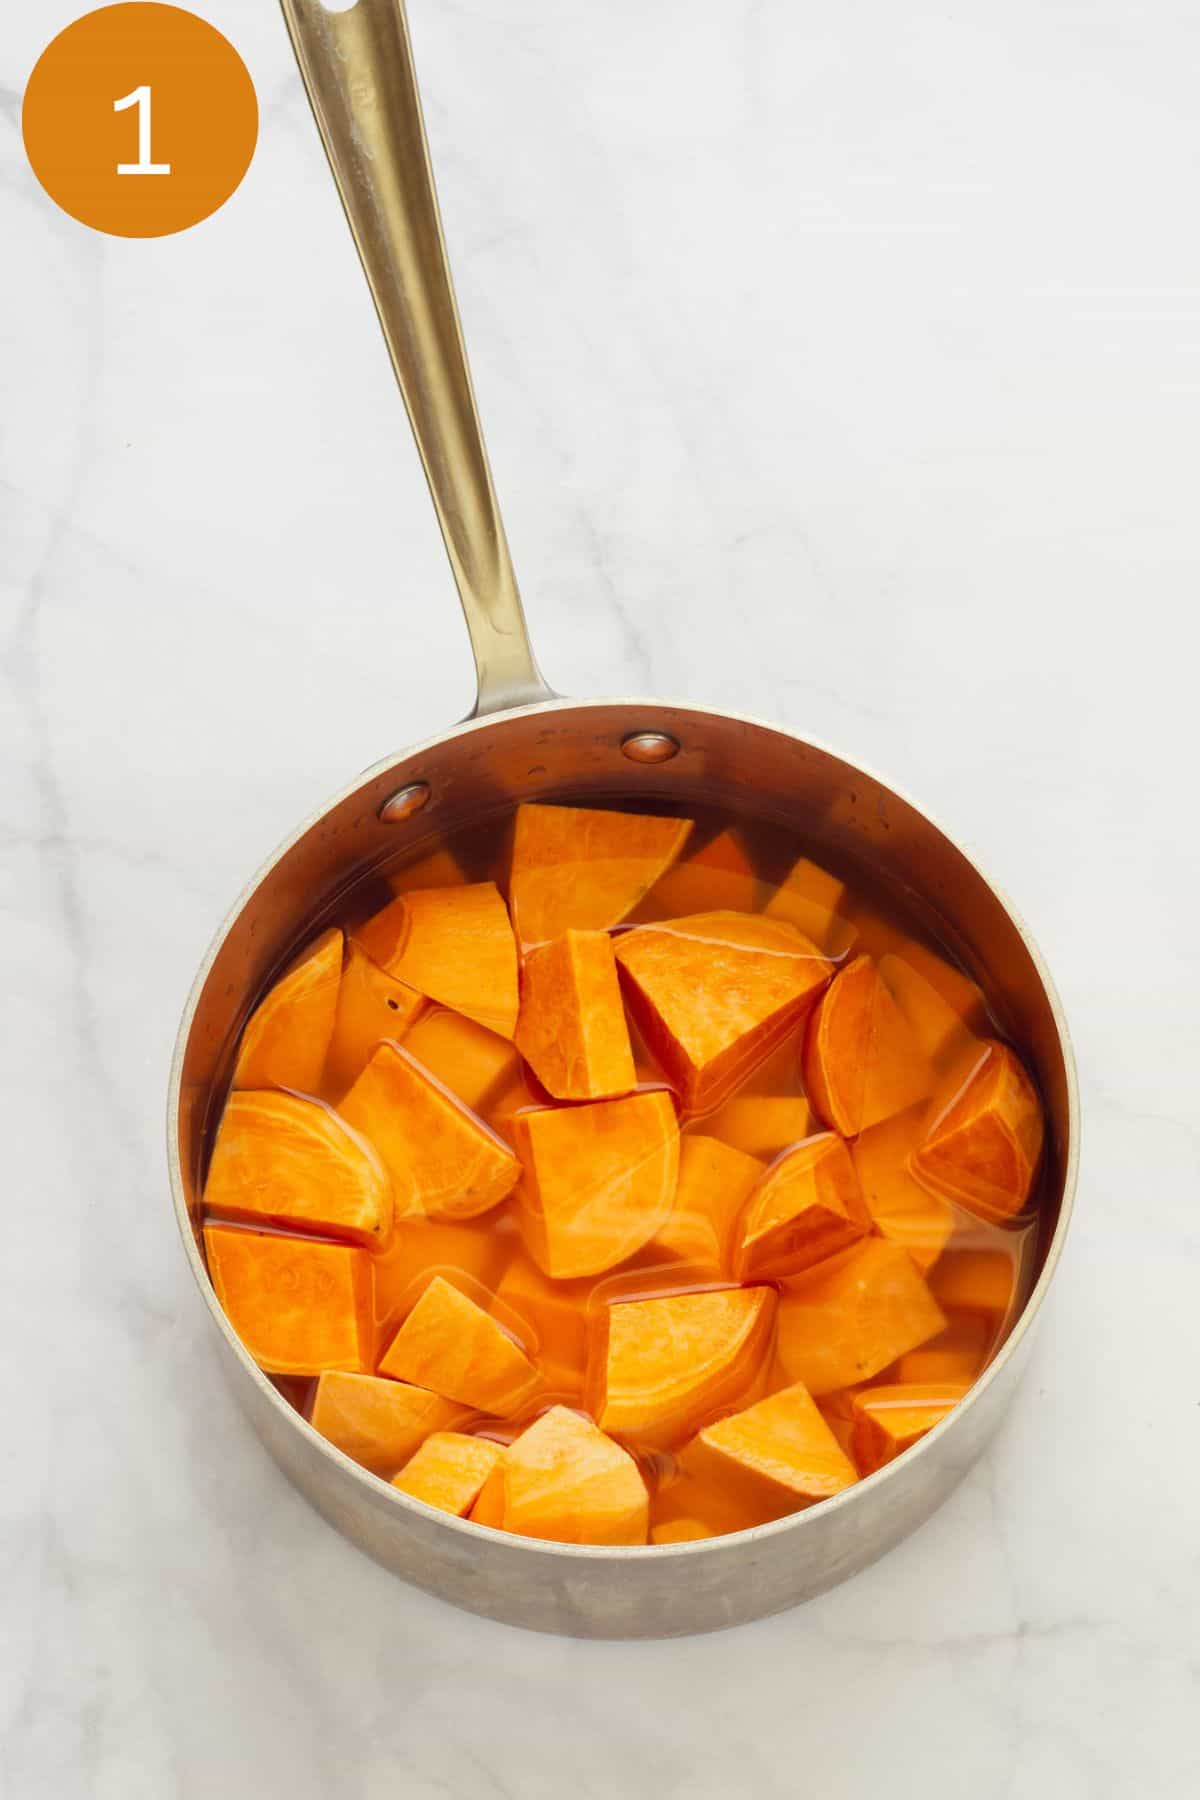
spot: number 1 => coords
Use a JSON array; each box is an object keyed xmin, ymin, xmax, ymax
[{"xmin": 114, "ymin": 85, "xmax": 170, "ymax": 176}]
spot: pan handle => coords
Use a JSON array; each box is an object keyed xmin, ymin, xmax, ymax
[{"xmin": 280, "ymin": 0, "xmax": 555, "ymax": 717}]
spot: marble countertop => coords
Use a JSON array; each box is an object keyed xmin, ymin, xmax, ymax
[{"xmin": 4, "ymin": 1, "xmax": 1198, "ymax": 1793}]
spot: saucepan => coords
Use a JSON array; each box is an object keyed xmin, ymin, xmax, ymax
[{"xmin": 168, "ymin": 0, "xmax": 1078, "ymax": 1637}]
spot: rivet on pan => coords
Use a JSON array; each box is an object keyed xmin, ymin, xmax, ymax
[
  {"xmin": 621, "ymin": 730, "xmax": 680, "ymax": 765},
  {"xmin": 378, "ymin": 780, "xmax": 431, "ymax": 823}
]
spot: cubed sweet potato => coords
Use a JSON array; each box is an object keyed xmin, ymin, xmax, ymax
[
  {"xmin": 325, "ymin": 941, "xmax": 425, "ymax": 1097},
  {"xmin": 402, "ymin": 1010, "xmax": 518, "ymax": 1113},
  {"xmin": 513, "ymin": 1090, "xmax": 679, "ymax": 1278},
  {"xmin": 733, "ymin": 1133, "xmax": 870, "ymax": 1281},
  {"xmin": 470, "ymin": 1405, "xmax": 648, "ymax": 1544},
  {"xmin": 205, "ymin": 1090, "xmax": 393, "ymax": 1247},
  {"xmin": 590, "ymin": 1286, "xmax": 775, "ymax": 1448},
  {"xmin": 515, "ymin": 930, "xmax": 636, "ymax": 1100},
  {"xmin": 387, "ymin": 847, "xmax": 465, "ymax": 894},
  {"xmin": 850, "ymin": 1381, "xmax": 970, "ymax": 1473},
  {"xmin": 491, "ymin": 1250, "xmax": 592, "ymax": 1401},
  {"xmin": 356, "ymin": 882, "xmax": 519, "ymax": 1039},
  {"xmin": 680, "ymin": 1380, "xmax": 858, "ymax": 1516},
  {"xmin": 340, "ymin": 1042, "xmax": 519, "ymax": 1222},
  {"xmin": 851, "ymin": 1106, "xmax": 954, "ymax": 1271},
  {"xmin": 203, "ymin": 1225, "xmax": 372, "ymax": 1376},
  {"xmin": 646, "ymin": 1134, "xmax": 763, "ymax": 1272},
  {"xmin": 776, "ymin": 1238, "xmax": 946, "ymax": 1395},
  {"xmin": 896, "ymin": 1314, "xmax": 990, "ymax": 1384},
  {"xmin": 392, "ymin": 1431, "xmax": 503, "ymax": 1516},
  {"xmin": 377, "ymin": 1275, "xmax": 538, "ymax": 1417},
  {"xmin": 650, "ymin": 1518, "xmax": 715, "ymax": 1544},
  {"xmin": 912, "ymin": 1040, "xmax": 1044, "ymax": 1221},
  {"xmin": 764, "ymin": 856, "xmax": 855, "ymax": 957},
  {"xmin": 508, "ymin": 803, "xmax": 693, "ymax": 949},
  {"xmin": 929, "ymin": 1247, "xmax": 1019, "ymax": 1321},
  {"xmin": 310, "ymin": 1372, "xmax": 464, "ymax": 1475},
  {"xmin": 704, "ymin": 1094, "xmax": 816, "ymax": 1161},
  {"xmin": 232, "ymin": 928, "xmax": 343, "ymax": 1094},
  {"xmin": 371, "ymin": 1215, "xmax": 512, "ymax": 1336},
  {"xmin": 804, "ymin": 953, "xmax": 934, "ymax": 1136},
  {"xmin": 615, "ymin": 911, "xmax": 833, "ymax": 1114},
  {"xmin": 878, "ymin": 945, "xmax": 987, "ymax": 1067},
  {"xmin": 635, "ymin": 829, "xmax": 764, "ymax": 920}
]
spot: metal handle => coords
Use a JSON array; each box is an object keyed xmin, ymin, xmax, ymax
[{"xmin": 280, "ymin": 0, "xmax": 555, "ymax": 717}]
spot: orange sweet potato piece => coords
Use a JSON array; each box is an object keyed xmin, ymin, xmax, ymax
[
  {"xmin": 776, "ymin": 1238, "xmax": 946, "ymax": 1395},
  {"xmin": 896, "ymin": 1314, "xmax": 990, "ymax": 1384},
  {"xmin": 704, "ymin": 1094, "xmax": 816, "ymax": 1161},
  {"xmin": 878, "ymin": 945, "xmax": 987, "ymax": 1067},
  {"xmin": 471, "ymin": 1405, "xmax": 648, "ymax": 1544},
  {"xmin": 851, "ymin": 1106, "xmax": 954, "ymax": 1271},
  {"xmin": 392, "ymin": 1431, "xmax": 503, "ymax": 1516},
  {"xmin": 203, "ymin": 1225, "xmax": 372, "ymax": 1375},
  {"xmin": 651, "ymin": 1518, "xmax": 715, "ymax": 1544},
  {"xmin": 310, "ymin": 1372, "xmax": 464, "ymax": 1475},
  {"xmin": 491, "ymin": 1251, "xmax": 591, "ymax": 1400},
  {"xmin": 356, "ymin": 883, "xmax": 519, "ymax": 1039},
  {"xmin": 591, "ymin": 1286, "xmax": 776, "ymax": 1449},
  {"xmin": 929, "ymin": 1248, "xmax": 1018, "ymax": 1321},
  {"xmin": 325, "ymin": 941, "xmax": 425, "ymax": 1096},
  {"xmin": 515, "ymin": 930, "xmax": 636, "ymax": 1101},
  {"xmin": 340, "ymin": 1042, "xmax": 519, "ymax": 1222},
  {"xmin": 636, "ymin": 829, "xmax": 764, "ymax": 920},
  {"xmin": 377, "ymin": 1275, "xmax": 537, "ymax": 1416},
  {"xmin": 402, "ymin": 1009, "xmax": 518, "ymax": 1113},
  {"xmin": 733, "ymin": 1133, "xmax": 870, "ymax": 1281},
  {"xmin": 680, "ymin": 1380, "xmax": 858, "ymax": 1516},
  {"xmin": 232, "ymin": 927, "xmax": 343, "ymax": 1094},
  {"xmin": 615, "ymin": 912, "xmax": 833, "ymax": 1114},
  {"xmin": 804, "ymin": 953, "xmax": 934, "ymax": 1137},
  {"xmin": 647, "ymin": 1134, "xmax": 763, "ymax": 1272},
  {"xmin": 911, "ymin": 1041, "xmax": 1044, "ymax": 1221},
  {"xmin": 513, "ymin": 1090, "xmax": 679, "ymax": 1279},
  {"xmin": 508, "ymin": 803, "xmax": 693, "ymax": 949},
  {"xmin": 387, "ymin": 847, "xmax": 465, "ymax": 894},
  {"xmin": 764, "ymin": 856, "xmax": 856, "ymax": 957},
  {"xmin": 372, "ymin": 1214, "xmax": 512, "ymax": 1335},
  {"xmin": 850, "ymin": 1381, "xmax": 971, "ymax": 1473},
  {"xmin": 205, "ymin": 1091, "xmax": 393, "ymax": 1247}
]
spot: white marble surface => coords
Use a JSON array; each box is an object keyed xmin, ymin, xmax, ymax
[{"xmin": 3, "ymin": 0, "xmax": 1199, "ymax": 1792}]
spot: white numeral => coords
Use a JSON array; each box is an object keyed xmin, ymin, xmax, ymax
[{"xmin": 114, "ymin": 85, "xmax": 170, "ymax": 176}]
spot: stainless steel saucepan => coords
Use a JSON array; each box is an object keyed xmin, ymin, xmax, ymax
[{"xmin": 168, "ymin": 0, "xmax": 1078, "ymax": 1637}]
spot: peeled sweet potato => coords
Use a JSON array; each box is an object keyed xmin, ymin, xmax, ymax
[
  {"xmin": 647, "ymin": 1134, "xmax": 763, "ymax": 1272},
  {"xmin": 402, "ymin": 1010, "xmax": 518, "ymax": 1113},
  {"xmin": 704, "ymin": 1094, "xmax": 816, "ymax": 1161},
  {"xmin": 733, "ymin": 1133, "xmax": 869, "ymax": 1281},
  {"xmin": 650, "ymin": 1518, "xmax": 715, "ymax": 1544},
  {"xmin": 851, "ymin": 1106, "xmax": 954, "ymax": 1271},
  {"xmin": 636, "ymin": 829, "xmax": 764, "ymax": 920},
  {"xmin": 205, "ymin": 1090, "xmax": 393, "ymax": 1247},
  {"xmin": 680, "ymin": 1380, "xmax": 858, "ymax": 1516},
  {"xmin": 804, "ymin": 953, "xmax": 933, "ymax": 1136},
  {"xmin": 232, "ymin": 928, "xmax": 343, "ymax": 1094},
  {"xmin": 371, "ymin": 1215, "xmax": 512, "ymax": 1336},
  {"xmin": 764, "ymin": 856, "xmax": 855, "ymax": 957},
  {"xmin": 615, "ymin": 912, "xmax": 833, "ymax": 1114},
  {"xmin": 591, "ymin": 1286, "xmax": 775, "ymax": 1448},
  {"xmin": 204, "ymin": 1225, "xmax": 372, "ymax": 1375},
  {"xmin": 896, "ymin": 1315, "xmax": 990, "ymax": 1384},
  {"xmin": 340, "ymin": 1042, "xmax": 519, "ymax": 1222},
  {"xmin": 387, "ymin": 847, "xmax": 465, "ymax": 894},
  {"xmin": 470, "ymin": 1405, "xmax": 648, "ymax": 1544},
  {"xmin": 513, "ymin": 1089, "xmax": 679, "ymax": 1279},
  {"xmin": 508, "ymin": 803, "xmax": 693, "ymax": 949},
  {"xmin": 356, "ymin": 882, "xmax": 519, "ymax": 1039},
  {"xmin": 325, "ymin": 941, "xmax": 425, "ymax": 1097},
  {"xmin": 392, "ymin": 1431, "xmax": 503, "ymax": 1516},
  {"xmin": 912, "ymin": 1040, "xmax": 1044, "ymax": 1221},
  {"xmin": 377, "ymin": 1274, "xmax": 538, "ymax": 1417},
  {"xmin": 929, "ymin": 1247, "xmax": 1018, "ymax": 1321},
  {"xmin": 878, "ymin": 945, "xmax": 987, "ymax": 1067},
  {"xmin": 850, "ymin": 1381, "xmax": 970, "ymax": 1473},
  {"xmin": 491, "ymin": 1250, "xmax": 591, "ymax": 1400},
  {"xmin": 310, "ymin": 1372, "xmax": 464, "ymax": 1475},
  {"xmin": 776, "ymin": 1238, "xmax": 946, "ymax": 1395},
  {"xmin": 515, "ymin": 930, "xmax": 636, "ymax": 1100}
]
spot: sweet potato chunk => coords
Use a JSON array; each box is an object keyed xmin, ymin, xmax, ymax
[
  {"xmin": 851, "ymin": 1107, "xmax": 954, "ymax": 1271},
  {"xmin": 340, "ymin": 1042, "xmax": 519, "ymax": 1222},
  {"xmin": 492, "ymin": 1251, "xmax": 591, "ymax": 1400},
  {"xmin": 204, "ymin": 1225, "xmax": 372, "ymax": 1375},
  {"xmin": 392, "ymin": 1431, "xmax": 503, "ymax": 1516},
  {"xmin": 387, "ymin": 847, "xmax": 465, "ymax": 894},
  {"xmin": 776, "ymin": 1238, "xmax": 946, "ymax": 1395},
  {"xmin": 205, "ymin": 1091, "xmax": 393, "ymax": 1247},
  {"xmin": 513, "ymin": 1090, "xmax": 679, "ymax": 1279},
  {"xmin": 878, "ymin": 945, "xmax": 987, "ymax": 1066},
  {"xmin": 733, "ymin": 1133, "xmax": 869, "ymax": 1281},
  {"xmin": 912, "ymin": 1040, "xmax": 1044, "ymax": 1221},
  {"xmin": 325, "ymin": 941, "xmax": 425, "ymax": 1096},
  {"xmin": 637, "ymin": 829, "xmax": 764, "ymax": 920},
  {"xmin": 647, "ymin": 1134, "xmax": 763, "ymax": 1272},
  {"xmin": 704, "ymin": 1094, "xmax": 816, "ymax": 1161},
  {"xmin": 508, "ymin": 803, "xmax": 693, "ymax": 949},
  {"xmin": 356, "ymin": 883, "xmax": 519, "ymax": 1039},
  {"xmin": 310, "ymin": 1372, "xmax": 464, "ymax": 1475},
  {"xmin": 471, "ymin": 1405, "xmax": 648, "ymax": 1544},
  {"xmin": 681, "ymin": 1380, "xmax": 858, "ymax": 1516},
  {"xmin": 591, "ymin": 1286, "xmax": 776, "ymax": 1448},
  {"xmin": 764, "ymin": 857, "xmax": 855, "ymax": 957},
  {"xmin": 929, "ymin": 1248, "xmax": 1018, "ymax": 1321},
  {"xmin": 615, "ymin": 912, "xmax": 833, "ymax": 1114},
  {"xmin": 372, "ymin": 1215, "xmax": 512, "ymax": 1334},
  {"xmin": 650, "ymin": 1518, "xmax": 715, "ymax": 1544},
  {"xmin": 896, "ymin": 1315, "xmax": 990, "ymax": 1384},
  {"xmin": 377, "ymin": 1275, "xmax": 538, "ymax": 1417},
  {"xmin": 515, "ymin": 930, "xmax": 636, "ymax": 1101},
  {"xmin": 402, "ymin": 1009, "xmax": 518, "ymax": 1113},
  {"xmin": 850, "ymin": 1382, "xmax": 970, "ymax": 1473},
  {"xmin": 232, "ymin": 928, "xmax": 342, "ymax": 1094},
  {"xmin": 804, "ymin": 953, "xmax": 933, "ymax": 1136}
]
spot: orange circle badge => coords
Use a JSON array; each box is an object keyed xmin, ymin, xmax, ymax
[{"xmin": 22, "ymin": 4, "xmax": 258, "ymax": 238}]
